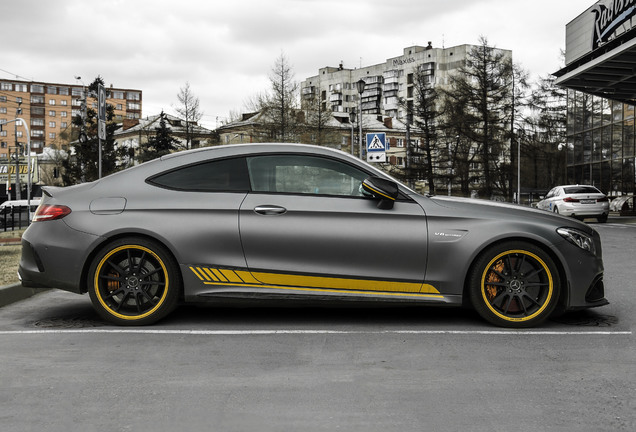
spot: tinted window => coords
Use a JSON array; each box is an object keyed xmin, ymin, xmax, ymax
[
  {"xmin": 149, "ymin": 157, "xmax": 249, "ymax": 192},
  {"xmin": 247, "ymin": 155, "xmax": 368, "ymax": 197}
]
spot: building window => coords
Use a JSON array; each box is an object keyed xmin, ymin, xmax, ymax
[
  {"xmin": 72, "ymin": 87, "xmax": 84, "ymax": 97},
  {"xmin": 49, "ymin": 99, "xmax": 56, "ymax": 105},
  {"xmin": 60, "ymin": 100, "xmax": 67, "ymax": 106},
  {"xmin": 61, "ymin": 122, "xmax": 67, "ymax": 128},
  {"xmin": 49, "ymin": 121, "xmax": 56, "ymax": 128},
  {"xmin": 116, "ymin": 104, "xmax": 123, "ymax": 110},
  {"xmin": 0, "ymin": 96, "xmax": 5, "ymax": 102},
  {"xmin": 15, "ymin": 84, "xmax": 27, "ymax": 92},
  {"xmin": 16, "ymin": 97, "xmax": 22, "ymax": 103},
  {"xmin": 0, "ymin": 108, "xmax": 5, "ymax": 114},
  {"xmin": 60, "ymin": 111, "xmax": 67, "ymax": 117},
  {"xmin": 31, "ymin": 118, "xmax": 44, "ymax": 126},
  {"xmin": 16, "ymin": 131, "xmax": 23, "ymax": 138},
  {"xmin": 127, "ymin": 92, "xmax": 140, "ymax": 101},
  {"xmin": 31, "ymin": 95, "xmax": 45, "ymax": 104},
  {"xmin": 49, "ymin": 110, "xmax": 56, "ymax": 117},
  {"xmin": 31, "ymin": 130, "xmax": 44, "ymax": 137},
  {"xmin": 1, "ymin": 83, "xmax": 11, "ymax": 91},
  {"xmin": 112, "ymin": 91, "xmax": 124, "ymax": 99},
  {"xmin": 127, "ymin": 102, "xmax": 140, "ymax": 110},
  {"xmin": 49, "ymin": 132, "xmax": 56, "ymax": 139},
  {"xmin": 58, "ymin": 87, "xmax": 69, "ymax": 95},
  {"xmin": 32, "ymin": 107, "xmax": 44, "ymax": 115},
  {"xmin": 47, "ymin": 86, "xmax": 58, "ymax": 94},
  {"xmin": 0, "ymin": 131, "xmax": 6, "ymax": 137}
]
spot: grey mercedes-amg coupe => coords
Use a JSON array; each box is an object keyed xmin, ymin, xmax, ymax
[{"xmin": 19, "ymin": 144, "xmax": 608, "ymax": 327}]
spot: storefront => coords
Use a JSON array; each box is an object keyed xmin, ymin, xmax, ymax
[{"xmin": 554, "ymin": 0, "xmax": 636, "ymax": 200}]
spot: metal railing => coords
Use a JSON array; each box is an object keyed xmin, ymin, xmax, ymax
[{"xmin": 0, "ymin": 205, "xmax": 35, "ymax": 232}]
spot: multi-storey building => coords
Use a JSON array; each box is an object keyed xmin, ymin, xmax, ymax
[
  {"xmin": 300, "ymin": 43, "xmax": 511, "ymax": 122},
  {"xmin": 0, "ymin": 78, "xmax": 142, "ymax": 159}
]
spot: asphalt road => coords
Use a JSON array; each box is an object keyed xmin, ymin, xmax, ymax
[{"xmin": 0, "ymin": 222, "xmax": 634, "ymax": 432}]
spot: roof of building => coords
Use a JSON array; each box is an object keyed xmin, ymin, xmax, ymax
[{"xmin": 113, "ymin": 113, "xmax": 212, "ymax": 137}]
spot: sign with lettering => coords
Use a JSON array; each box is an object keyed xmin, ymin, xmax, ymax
[
  {"xmin": 592, "ymin": 0, "xmax": 636, "ymax": 49},
  {"xmin": 0, "ymin": 157, "xmax": 39, "ymax": 183}
]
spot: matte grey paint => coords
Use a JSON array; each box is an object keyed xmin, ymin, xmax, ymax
[{"xmin": 19, "ymin": 143, "xmax": 606, "ymax": 313}]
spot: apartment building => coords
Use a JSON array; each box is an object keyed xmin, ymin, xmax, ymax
[
  {"xmin": 300, "ymin": 43, "xmax": 511, "ymax": 121},
  {"xmin": 0, "ymin": 78, "xmax": 142, "ymax": 159}
]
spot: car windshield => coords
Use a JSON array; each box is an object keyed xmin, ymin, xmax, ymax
[{"xmin": 563, "ymin": 186, "xmax": 601, "ymax": 194}]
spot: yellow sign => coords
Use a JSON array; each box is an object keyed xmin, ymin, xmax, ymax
[{"xmin": 0, "ymin": 157, "xmax": 39, "ymax": 183}]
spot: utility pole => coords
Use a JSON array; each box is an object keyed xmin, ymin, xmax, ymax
[{"xmin": 14, "ymin": 106, "xmax": 21, "ymax": 200}]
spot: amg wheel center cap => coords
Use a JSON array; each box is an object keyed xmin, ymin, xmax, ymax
[
  {"xmin": 509, "ymin": 280, "xmax": 522, "ymax": 290},
  {"xmin": 128, "ymin": 276, "xmax": 140, "ymax": 288}
]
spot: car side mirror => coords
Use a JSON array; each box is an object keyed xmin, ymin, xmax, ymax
[{"xmin": 362, "ymin": 176, "xmax": 398, "ymax": 209}]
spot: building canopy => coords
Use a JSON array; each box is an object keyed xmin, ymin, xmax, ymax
[{"xmin": 554, "ymin": 1, "xmax": 636, "ymax": 104}]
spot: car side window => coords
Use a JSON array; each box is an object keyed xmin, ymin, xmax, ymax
[
  {"xmin": 148, "ymin": 157, "xmax": 250, "ymax": 192},
  {"xmin": 247, "ymin": 155, "xmax": 369, "ymax": 197}
]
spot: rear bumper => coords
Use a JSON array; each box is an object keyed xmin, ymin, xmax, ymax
[
  {"xmin": 558, "ymin": 203, "xmax": 609, "ymax": 217},
  {"xmin": 18, "ymin": 221, "xmax": 102, "ymax": 294}
]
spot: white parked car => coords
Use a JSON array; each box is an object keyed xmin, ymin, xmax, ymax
[{"xmin": 537, "ymin": 185, "xmax": 609, "ymax": 223}]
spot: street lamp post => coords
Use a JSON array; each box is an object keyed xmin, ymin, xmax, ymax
[
  {"xmin": 356, "ymin": 79, "xmax": 366, "ymax": 160},
  {"xmin": 3, "ymin": 117, "xmax": 32, "ymax": 221},
  {"xmin": 349, "ymin": 109, "xmax": 356, "ymax": 156}
]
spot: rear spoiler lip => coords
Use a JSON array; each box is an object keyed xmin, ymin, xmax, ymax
[{"xmin": 42, "ymin": 186, "xmax": 64, "ymax": 198}]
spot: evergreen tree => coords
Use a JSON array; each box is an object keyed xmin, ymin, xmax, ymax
[
  {"xmin": 442, "ymin": 37, "xmax": 516, "ymax": 199},
  {"xmin": 138, "ymin": 111, "xmax": 179, "ymax": 162},
  {"xmin": 62, "ymin": 76, "xmax": 119, "ymax": 184}
]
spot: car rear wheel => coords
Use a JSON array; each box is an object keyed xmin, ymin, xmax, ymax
[
  {"xmin": 87, "ymin": 237, "xmax": 181, "ymax": 325},
  {"xmin": 468, "ymin": 242, "xmax": 560, "ymax": 328}
]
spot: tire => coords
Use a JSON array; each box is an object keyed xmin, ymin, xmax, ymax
[
  {"xmin": 468, "ymin": 241, "xmax": 560, "ymax": 328},
  {"xmin": 553, "ymin": 206, "xmax": 559, "ymax": 214},
  {"xmin": 87, "ymin": 237, "xmax": 181, "ymax": 325}
]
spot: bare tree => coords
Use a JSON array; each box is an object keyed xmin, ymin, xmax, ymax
[
  {"xmin": 262, "ymin": 53, "xmax": 300, "ymax": 142},
  {"xmin": 175, "ymin": 82, "xmax": 203, "ymax": 149}
]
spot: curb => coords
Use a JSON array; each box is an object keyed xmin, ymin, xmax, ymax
[{"xmin": 0, "ymin": 282, "xmax": 48, "ymax": 308}]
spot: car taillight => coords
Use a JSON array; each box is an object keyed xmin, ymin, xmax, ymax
[
  {"xmin": 563, "ymin": 197, "xmax": 580, "ymax": 203},
  {"xmin": 32, "ymin": 204, "xmax": 72, "ymax": 222}
]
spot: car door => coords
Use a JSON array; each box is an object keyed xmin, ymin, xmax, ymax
[{"xmin": 239, "ymin": 154, "xmax": 429, "ymax": 294}]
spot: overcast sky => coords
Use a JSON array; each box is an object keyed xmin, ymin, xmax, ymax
[{"xmin": 1, "ymin": 0, "xmax": 594, "ymax": 129}]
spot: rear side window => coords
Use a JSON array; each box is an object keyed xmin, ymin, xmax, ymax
[{"xmin": 148, "ymin": 157, "xmax": 250, "ymax": 192}]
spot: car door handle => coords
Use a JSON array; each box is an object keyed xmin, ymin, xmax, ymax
[{"xmin": 254, "ymin": 205, "xmax": 287, "ymax": 215}]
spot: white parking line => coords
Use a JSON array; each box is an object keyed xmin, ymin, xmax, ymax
[{"xmin": 0, "ymin": 329, "xmax": 632, "ymax": 336}]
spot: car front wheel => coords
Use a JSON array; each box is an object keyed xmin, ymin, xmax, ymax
[
  {"xmin": 468, "ymin": 242, "xmax": 560, "ymax": 328},
  {"xmin": 87, "ymin": 237, "xmax": 181, "ymax": 325}
]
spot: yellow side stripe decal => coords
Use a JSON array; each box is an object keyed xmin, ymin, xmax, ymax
[{"xmin": 189, "ymin": 267, "xmax": 440, "ymax": 295}]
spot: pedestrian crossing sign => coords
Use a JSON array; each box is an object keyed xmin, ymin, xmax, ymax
[{"xmin": 366, "ymin": 133, "xmax": 386, "ymax": 163}]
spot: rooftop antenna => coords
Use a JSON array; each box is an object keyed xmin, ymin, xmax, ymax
[{"xmin": 442, "ymin": 34, "xmax": 445, "ymax": 49}]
